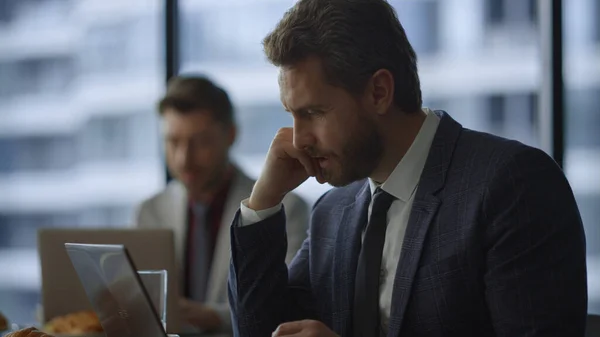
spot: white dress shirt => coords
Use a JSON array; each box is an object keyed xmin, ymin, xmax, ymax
[{"xmin": 239, "ymin": 108, "xmax": 440, "ymax": 333}]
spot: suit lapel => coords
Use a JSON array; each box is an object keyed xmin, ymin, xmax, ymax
[
  {"xmin": 332, "ymin": 182, "xmax": 371, "ymax": 336},
  {"xmin": 387, "ymin": 111, "xmax": 462, "ymax": 337}
]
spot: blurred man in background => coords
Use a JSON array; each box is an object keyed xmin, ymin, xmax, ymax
[{"xmin": 135, "ymin": 75, "xmax": 309, "ymax": 334}]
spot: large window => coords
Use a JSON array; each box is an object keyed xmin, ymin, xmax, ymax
[
  {"xmin": 0, "ymin": 0, "xmax": 596, "ymax": 326},
  {"xmin": 0, "ymin": 0, "xmax": 164, "ymax": 324},
  {"xmin": 564, "ymin": 0, "xmax": 600, "ymax": 314}
]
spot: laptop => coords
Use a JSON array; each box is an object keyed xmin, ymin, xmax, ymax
[
  {"xmin": 38, "ymin": 228, "xmax": 180, "ymax": 332},
  {"xmin": 64, "ymin": 243, "xmax": 174, "ymax": 337}
]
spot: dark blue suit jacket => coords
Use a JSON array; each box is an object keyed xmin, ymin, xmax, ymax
[{"xmin": 228, "ymin": 112, "xmax": 588, "ymax": 336}]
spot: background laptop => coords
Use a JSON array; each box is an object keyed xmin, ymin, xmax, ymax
[
  {"xmin": 64, "ymin": 243, "xmax": 170, "ymax": 337},
  {"xmin": 38, "ymin": 228, "xmax": 180, "ymax": 333}
]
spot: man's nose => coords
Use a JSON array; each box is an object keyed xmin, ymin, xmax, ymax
[
  {"xmin": 293, "ymin": 119, "xmax": 316, "ymax": 151},
  {"xmin": 174, "ymin": 143, "xmax": 192, "ymax": 167}
]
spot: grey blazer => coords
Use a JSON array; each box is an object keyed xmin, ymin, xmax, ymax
[{"xmin": 135, "ymin": 166, "xmax": 309, "ymax": 333}]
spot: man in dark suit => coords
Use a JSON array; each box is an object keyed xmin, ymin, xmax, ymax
[{"xmin": 228, "ymin": 0, "xmax": 588, "ymax": 336}]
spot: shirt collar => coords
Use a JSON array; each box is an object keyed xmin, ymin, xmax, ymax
[{"xmin": 368, "ymin": 108, "xmax": 440, "ymax": 202}]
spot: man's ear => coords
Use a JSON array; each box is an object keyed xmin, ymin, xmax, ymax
[{"xmin": 368, "ymin": 69, "xmax": 395, "ymax": 115}]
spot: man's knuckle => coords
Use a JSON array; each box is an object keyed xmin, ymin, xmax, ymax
[{"xmin": 305, "ymin": 320, "xmax": 321, "ymax": 330}]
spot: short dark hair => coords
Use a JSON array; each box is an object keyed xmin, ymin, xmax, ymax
[
  {"xmin": 158, "ymin": 75, "xmax": 234, "ymax": 126},
  {"xmin": 263, "ymin": 0, "xmax": 422, "ymax": 113}
]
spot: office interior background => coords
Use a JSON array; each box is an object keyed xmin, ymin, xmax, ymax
[{"xmin": 0, "ymin": 0, "xmax": 598, "ymax": 324}]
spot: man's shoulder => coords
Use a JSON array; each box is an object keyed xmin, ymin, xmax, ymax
[
  {"xmin": 134, "ymin": 180, "xmax": 185, "ymax": 227},
  {"xmin": 139, "ymin": 180, "xmax": 185, "ymax": 211},
  {"xmin": 457, "ymin": 128, "xmax": 557, "ymax": 172}
]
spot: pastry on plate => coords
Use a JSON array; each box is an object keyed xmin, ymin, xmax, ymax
[
  {"xmin": 44, "ymin": 311, "xmax": 102, "ymax": 335},
  {"xmin": 4, "ymin": 327, "xmax": 54, "ymax": 337}
]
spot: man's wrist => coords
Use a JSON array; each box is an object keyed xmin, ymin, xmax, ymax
[
  {"xmin": 240, "ymin": 199, "xmax": 282, "ymax": 226},
  {"xmin": 248, "ymin": 192, "xmax": 284, "ymax": 211}
]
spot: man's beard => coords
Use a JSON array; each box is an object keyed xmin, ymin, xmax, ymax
[{"xmin": 324, "ymin": 119, "xmax": 384, "ymax": 187}]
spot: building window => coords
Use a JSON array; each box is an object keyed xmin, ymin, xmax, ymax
[
  {"xmin": 82, "ymin": 22, "xmax": 131, "ymax": 73},
  {"xmin": 231, "ymin": 104, "xmax": 292, "ymax": 157},
  {"xmin": 485, "ymin": 92, "xmax": 538, "ymax": 147},
  {"xmin": 180, "ymin": 10, "xmax": 209, "ymax": 64},
  {"xmin": 488, "ymin": 94, "xmax": 505, "ymax": 126},
  {"xmin": 0, "ymin": 57, "xmax": 73, "ymax": 98},
  {"xmin": 0, "ymin": 212, "xmax": 78, "ymax": 248},
  {"xmin": 79, "ymin": 115, "xmax": 131, "ymax": 162},
  {"xmin": 486, "ymin": 0, "xmax": 537, "ymax": 25},
  {"xmin": 0, "ymin": 0, "xmax": 20, "ymax": 24},
  {"xmin": 78, "ymin": 206, "xmax": 132, "ymax": 227},
  {"xmin": 566, "ymin": 87, "xmax": 600, "ymax": 147},
  {"xmin": 0, "ymin": 135, "xmax": 76, "ymax": 172},
  {"xmin": 0, "ymin": 137, "xmax": 17, "ymax": 172},
  {"xmin": 389, "ymin": 0, "xmax": 439, "ymax": 55},
  {"xmin": 595, "ymin": 0, "xmax": 600, "ymax": 42}
]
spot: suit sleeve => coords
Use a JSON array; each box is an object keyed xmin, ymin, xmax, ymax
[
  {"xmin": 483, "ymin": 147, "xmax": 587, "ymax": 336},
  {"xmin": 282, "ymin": 194, "xmax": 310, "ymax": 264},
  {"xmin": 228, "ymin": 206, "xmax": 316, "ymax": 337}
]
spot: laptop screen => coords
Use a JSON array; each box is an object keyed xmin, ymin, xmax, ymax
[{"xmin": 64, "ymin": 243, "xmax": 166, "ymax": 337}]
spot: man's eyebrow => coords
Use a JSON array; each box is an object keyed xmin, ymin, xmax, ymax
[{"xmin": 285, "ymin": 104, "xmax": 328, "ymax": 113}]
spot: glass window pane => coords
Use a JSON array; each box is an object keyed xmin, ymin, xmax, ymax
[
  {"xmin": 178, "ymin": 0, "xmax": 542, "ymax": 205},
  {"xmin": 0, "ymin": 0, "xmax": 164, "ymax": 324},
  {"xmin": 564, "ymin": 0, "xmax": 600, "ymax": 314}
]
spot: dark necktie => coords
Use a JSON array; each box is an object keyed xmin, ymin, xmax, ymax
[
  {"xmin": 190, "ymin": 203, "xmax": 210, "ymax": 302},
  {"xmin": 353, "ymin": 188, "xmax": 396, "ymax": 337}
]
